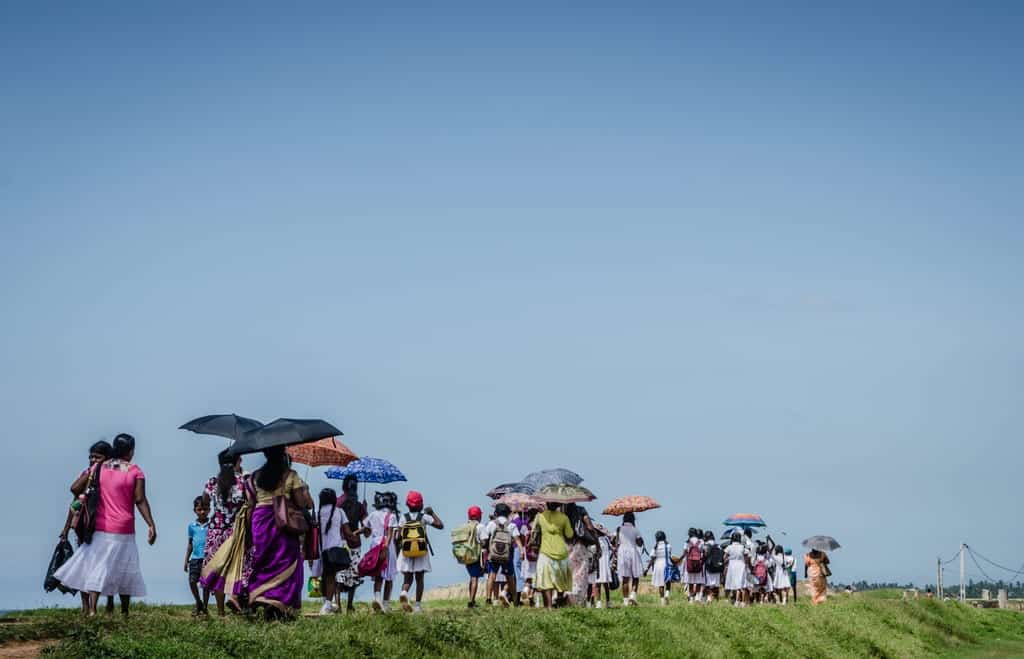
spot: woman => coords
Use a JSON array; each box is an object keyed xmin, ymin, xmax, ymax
[
  {"xmin": 199, "ymin": 449, "xmax": 250, "ymax": 615},
  {"xmin": 335, "ymin": 475, "xmax": 366, "ymax": 612},
  {"xmin": 247, "ymin": 446, "xmax": 313, "ymax": 618},
  {"xmin": 616, "ymin": 512, "xmax": 643, "ymax": 606},
  {"xmin": 724, "ymin": 532, "xmax": 749, "ymax": 607},
  {"xmin": 564, "ymin": 503, "xmax": 597, "ymax": 606},
  {"xmin": 54, "ymin": 433, "xmax": 157, "ymax": 617},
  {"xmin": 532, "ymin": 502, "xmax": 574, "ymax": 608},
  {"xmin": 805, "ymin": 549, "xmax": 830, "ymax": 605},
  {"xmin": 59, "ymin": 440, "xmax": 113, "ymax": 614}
]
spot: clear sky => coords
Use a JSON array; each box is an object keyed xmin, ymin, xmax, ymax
[{"xmin": 2, "ymin": 2, "xmax": 1022, "ymax": 609}]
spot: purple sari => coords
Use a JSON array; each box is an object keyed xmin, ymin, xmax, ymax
[{"xmin": 247, "ymin": 504, "xmax": 303, "ymax": 613}]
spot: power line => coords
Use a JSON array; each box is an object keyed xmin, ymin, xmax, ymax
[
  {"xmin": 968, "ymin": 547, "xmax": 1024, "ymax": 578},
  {"xmin": 966, "ymin": 546, "xmax": 997, "ymax": 583}
]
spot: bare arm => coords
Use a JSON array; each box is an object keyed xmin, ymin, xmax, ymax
[
  {"xmin": 59, "ymin": 507, "xmax": 74, "ymax": 540},
  {"xmin": 70, "ymin": 470, "xmax": 90, "ymax": 496},
  {"xmin": 134, "ymin": 478, "xmax": 157, "ymax": 545},
  {"xmin": 424, "ymin": 507, "xmax": 444, "ymax": 530},
  {"xmin": 184, "ymin": 537, "xmax": 193, "ymax": 572},
  {"xmin": 291, "ymin": 484, "xmax": 314, "ymax": 510},
  {"xmin": 201, "ymin": 491, "xmax": 211, "ymax": 508}
]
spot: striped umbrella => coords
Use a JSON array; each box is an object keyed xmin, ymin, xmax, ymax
[
  {"xmin": 287, "ymin": 437, "xmax": 358, "ymax": 468},
  {"xmin": 723, "ymin": 513, "xmax": 766, "ymax": 528}
]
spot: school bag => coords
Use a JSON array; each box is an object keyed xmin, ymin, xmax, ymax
[
  {"xmin": 488, "ymin": 520, "xmax": 513, "ymax": 565},
  {"xmin": 753, "ymin": 557, "xmax": 769, "ymax": 586},
  {"xmin": 400, "ymin": 512, "xmax": 430, "ymax": 558},
  {"xmin": 705, "ymin": 544, "xmax": 725, "ymax": 574},
  {"xmin": 450, "ymin": 522, "xmax": 481, "ymax": 565},
  {"xmin": 686, "ymin": 542, "xmax": 703, "ymax": 574}
]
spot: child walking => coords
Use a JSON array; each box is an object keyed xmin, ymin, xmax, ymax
[
  {"xmin": 362, "ymin": 491, "xmax": 400, "ymax": 612},
  {"xmin": 397, "ymin": 491, "xmax": 444, "ymax": 613},
  {"xmin": 184, "ymin": 496, "xmax": 209, "ymax": 616},
  {"xmin": 647, "ymin": 530, "xmax": 671, "ymax": 606},
  {"xmin": 311, "ymin": 488, "xmax": 359, "ymax": 616}
]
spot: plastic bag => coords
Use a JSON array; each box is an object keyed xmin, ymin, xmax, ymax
[
  {"xmin": 307, "ymin": 576, "xmax": 321, "ymax": 599},
  {"xmin": 44, "ymin": 539, "xmax": 77, "ymax": 595}
]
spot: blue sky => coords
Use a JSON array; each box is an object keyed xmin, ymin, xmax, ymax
[{"xmin": 2, "ymin": 2, "xmax": 1022, "ymax": 609}]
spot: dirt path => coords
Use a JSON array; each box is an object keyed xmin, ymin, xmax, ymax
[{"xmin": 0, "ymin": 640, "xmax": 57, "ymax": 658}]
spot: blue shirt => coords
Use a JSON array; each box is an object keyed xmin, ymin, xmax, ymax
[{"xmin": 188, "ymin": 521, "xmax": 208, "ymax": 560}]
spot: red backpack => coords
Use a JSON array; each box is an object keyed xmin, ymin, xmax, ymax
[
  {"xmin": 686, "ymin": 542, "xmax": 703, "ymax": 573},
  {"xmin": 753, "ymin": 557, "xmax": 769, "ymax": 585}
]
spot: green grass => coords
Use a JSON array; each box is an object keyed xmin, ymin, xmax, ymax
[{"xmin": 2, "ymin": 592, "xmax": 1023, "ymax": 658}]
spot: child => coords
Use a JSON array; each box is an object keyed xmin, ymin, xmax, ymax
[
  {"xmin": 751, "ymin": 543, "xmax": 770, "ymax": 603},
  {"xmin": 362, "ymin": 491, "xmax": 400, "ymax": 612},
  {"xmin": 311, "ymin": 488, "xmax": 359, "ymax": 616},
  {"xmin": 772, "ymin": 545, "xmax": 792, "ymax": 604},
  {"xmin": 458, "ymin": 506, "xmax": 486, "ymax": 608},
  {"xmin": 589, "ymin": 524, "xmax": 613, "ymax": 608},
  {"xmin": 60, "ymin": 440, "xmax": 113, "ymax": 615},
  {"xmin": 683, "ymin": 528, "xmax": 705, "ymax": 603},
  {"xmin": 480, "ymin": 503, "xmax": 522, "ymax": 608},
  {"xmin": 647, "ymin": 530, "xmax": 671, "ymax": 606},
  {"xmin": 397, "ymin": 491, "xmax": 444, "ymax": 613},
  {"xmin": 724, "ymin": 532, "xmax": 749, "ymax": 607},
  {"xmin": 702, "ymin": 530, "xmax": 723, "ymax": 602},
  {"xmin": 184, "ymin": 496, "xmax": 209, "ymax": 616},
  {"xmin": 520, "ymin": 509, "xmax": 540, "ymax": 606}
]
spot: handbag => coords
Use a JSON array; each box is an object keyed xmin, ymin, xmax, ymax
[
  {"xmin": 269, "ymin": 472, "xmax": 309, "ymax": 535},
  {"xmin": 73, "ymin": 463, "xmax": 102, "ymax": 545},
  {"xmin": 357, "ymin": 512, "xmax": 391, "ymax": 577},
  {"xmin": 303, "ymin": 511, "xmax": 320, "ymax": 561}
]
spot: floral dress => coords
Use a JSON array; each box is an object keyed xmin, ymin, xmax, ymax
[{"xmin": 203, "ymin": 472, "xmax": 253, "ymax": 586}]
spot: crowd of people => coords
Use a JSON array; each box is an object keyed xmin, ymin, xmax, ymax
[{"xmin": 50, "ymin": 439, "xmax": 832, "ymax": 618}]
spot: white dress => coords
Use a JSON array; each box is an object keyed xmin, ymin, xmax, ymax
[
  {"xmin": 595, "ymin": 536, "xmax": 612, "ymax": 584},
  {"xmin": 682, "ymin": 537, "xmax": 705, "ymax": 586},
  {"xmin": 395, "ymin": 513, "xmax": 436, "ymax": 574},
  {"xmin": 724, "ymin": 542, "xmax": 748, "ymax": 591},
  {"xmin": 617, "ymin": 523, "xmax": 643, "ymax": 579},
  {"xmin": 651, "ymin": 541, "xmax": 670, "ymax": 587},
  {"xmin": 519, "ymin": 522, "xmax": 537, "ymax": 580},
  {"xmin": 774, "ymin": 554, "xmax": 794, "ymax": 591},
  {"xmin": 363, "ymin": 508, "xmax": 399, "ymax": 580}
]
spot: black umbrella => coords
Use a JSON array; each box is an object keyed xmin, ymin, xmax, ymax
[
  {"xmin": 486, "ymin": 482, "xmax": 537, "ymax": 500},
  {"xmin": 179, "ymin": 414, "xmax": 264, "ymax": 441},
  {"xmin": 228, "ymin": 418, "xmax": 342, "ymax": 456},
  {"xmin": 802, "ymin": 535, "xmax": 841, "ymax": 552}
]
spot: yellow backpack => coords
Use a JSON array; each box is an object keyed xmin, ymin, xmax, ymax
[{"xmin": 400, "ymin": 513, "xmax": 429, "ymax": 558}]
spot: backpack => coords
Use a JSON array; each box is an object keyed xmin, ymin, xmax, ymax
[
  {"xmin": 488, "ymin": 521, "xmax": 513, "ymax": 565},
  {"xmin": 705, "ymin": 544, "xmax": 725, "ymax": 574},
  {"xmin": 450, "ymin": 522, "xmax": 481, "ymax": 566},
  {"xmin": 400, "ymin": 513, "xmax": 429, "ymax": 558},
  {"xmin": 753, "ymin": 557, "xmax": 769, "ymax": 585},
  {"xmin": 686, "ymin": 542, "xmax": 703, "ymax": 574}
]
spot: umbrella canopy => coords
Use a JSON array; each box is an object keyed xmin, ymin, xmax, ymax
[
  {"xmin": 486, "ymin": 482, "xmax": 537, "ymax": 499},
  {"xmin": 495, "ymin": 493, "xmax": 544, "ymax": 513},
  {"xmin": 522, "ymin": 468, "xmax": 584, "ymax": 489},
  {"xmin": 603, "ymin": 495, "xmax": 661, "ymax": 516},
  {"xmin": 723, "ymin": 513, "xmax": 766, "ymax": 528},
  {"xmin": 325, "ymin": 457, "xmax": 406, "ymax": 484},
  {"xmin": 722, "ymin": 527, "xmax": 757, "ymax": 540},
  {"xmin": 287, "ymin": 437, "xmax": 358, "ymax": 468},
  {"xmin": 535, "ymin": 483, "xmax": 596, "ymax": 504},
  {"xmin": 179, "ymin": 414, "xmax": 263, "ymax": 441},
  {"xmin": 802, "ymin": 535, "xmax": 841, "ymax": 552},
  {"xmin": 228, "ymin": 418, "xmax": 341, "ymax": 456}
]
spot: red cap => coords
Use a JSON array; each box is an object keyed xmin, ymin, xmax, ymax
[
  {"xmin": 467, "ymin": 505, "xmax": 482, "ymax": 521},
  {"xmin": 406, "ymin": 490, "xmax": 424, "ymax": 509}
]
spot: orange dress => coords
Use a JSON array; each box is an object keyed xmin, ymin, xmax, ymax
[{"xmin": 805, "ymin": 553, "xmax": 829, "ymax": 605}]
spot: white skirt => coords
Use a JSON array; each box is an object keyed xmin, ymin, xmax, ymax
[
  {"xmin": 596, "ymin": 553, "xmax": 612, "ymax": 584},
  {"xmin": 724, "ymin": 560, "xmax": 747, "ymax": 591},
  {"xmin": 705, "ymin": 571, "xmax": 722, "ymax": 588},
  {"xmin": 396, "ymin": 552, "xmax": 432, "ymax": 574},
  {"xmin": 684, "ymin": 568, "xmax": 705, "ymax": 586},
  {"xmin": 617, "ymin": 546, "xmax": 643, "ymax": 579},
  {"xmin": 53, "ymin": 532, "xmax": 146, "ymax": 597},
  {"xmin": 773, "ymin": 567, "xmax": 790, "ymax": 591},
  {"xmin": 651, "ymin": 558, "xmax": 667, "ymax": 587}
]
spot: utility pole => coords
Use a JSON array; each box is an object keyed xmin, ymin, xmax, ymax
[
  {"xmin": 937, "ymin": 556, "xmax": 943, "ymax": 599},
  {"xmin": 959, "ymin": 543, "xmax": 967, "ymax": 601}
]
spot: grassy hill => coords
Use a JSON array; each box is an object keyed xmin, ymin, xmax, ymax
[{"xmin": 2, "ymin": 591, "xmax": 1022, "ymax": 658}]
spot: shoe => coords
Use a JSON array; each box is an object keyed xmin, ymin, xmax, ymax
[
  {"xmin": 382, "ymin": 602, "xmax": 391, "ymax": 613},
  {"xmin": 319, "ymin": 601, "xmax": 334, "ymax": 616},
  {"xmin": 661, "ymin": 597, "xmax": 668, "ymax": 607},
  {"xmin": 400, "ymin": 591, "xmax": 412, "ymax": 612},
  {"xmin": 467, "ymin": 601, "xmax": 477, "ymax": 609},
  {"xmin": 499, "ymin": 592, "xmax": 510, "ymax": 608},
  {"xmin": 413, "ymin": 603, "xmax": 422, "ymax": 614},
  {"xmin": 595, "ymin": 601, "xmax": 604, "ymax": 609}
]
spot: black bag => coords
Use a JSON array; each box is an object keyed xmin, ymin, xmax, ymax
[
  {"xmin": 74, "ymin": 464, "xmax": 102, "ymax": 545},
  {"xmin": 44, "ymin": 539, "xmax": 77, "ymax": 595},
  {"xmin": 609, "ymin": 570, "xmax": 620, "ymax": 591},
  {"xmin": 705, "ymin": 544, "xmax": 725, "ymax": 574}
]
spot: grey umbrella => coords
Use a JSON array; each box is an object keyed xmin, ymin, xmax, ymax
[
  {"xmin": 486, "ymin": 482, "xmax": 536, "ymax": 499},
  {"xmin": 228, "ymin": 418, "xmax": 342, "ymax": 456},
  {"xmin": 179, "ymin": 414, "xmax": 264, "ymax": 441},
  {"xmin": 522, "ymin": 468, "xmax": 583, "ymax": 489},
  {"xmin": 802, "ymin": 535, "xmax": 841, "ymax": 552}
]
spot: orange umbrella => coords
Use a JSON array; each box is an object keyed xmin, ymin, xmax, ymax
[
  {"xmin": 603, "ymin": 495, "xmax": 661, "ymax": 516},
  {"xmin": 287, "ymin": 437, "xmax": 358, "ymax": 468}
]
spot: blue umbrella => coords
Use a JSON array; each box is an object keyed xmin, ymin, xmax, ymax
[
  {"xmin": 522, "ymin": 468, "xmax": 583, "ymax": 489},
  {"xmin": 325, "ymin": 457, "xmax": 406, "ymax": 484}
]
